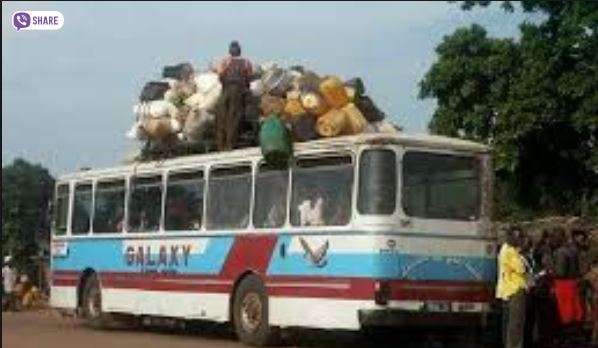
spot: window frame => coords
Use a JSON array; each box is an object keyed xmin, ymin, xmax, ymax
[
  {"xmin": 399, "ymin": 147, "xmax": 482, "ymax": 222},
  {"xmin": 53, "ymin": 182, "xmax": 71, "ymax": 237},
  {"xmin": 164, "ymin": 168, "xmax": 206, "ymax": 232},
  {"xmin": 127, "ymin": 174, "xmax": 164, "ymax": 233},
  {"xmin": 252, "ymin": 161, "xmax": 290, "ymax": 230},
  {"xmin": 92, "ymin": 177, "xmax": 127, "ymax": 235},
  {"xmin": 71, "ymin": 181, "xmax": 94, "ymax": 235},
  {"xmin": 289, "ymin": 152, "xmax": 356, "ymax": 229},
  {"xmin": 206, "ymin": 162, "xmax": 253, "ymax": 231}
]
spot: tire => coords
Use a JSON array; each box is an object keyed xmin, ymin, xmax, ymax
[
  {"xmin": 232, "ymin": 275, "xmax": 278, "ymax": 347},
  {"xmin": 81, "ymin": 274, "xmax": 107, "ymax": 328}
]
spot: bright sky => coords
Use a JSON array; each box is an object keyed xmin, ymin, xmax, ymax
[{"xmin": 2, "ymin": 1, "xmax": 529, "ymax": 175}]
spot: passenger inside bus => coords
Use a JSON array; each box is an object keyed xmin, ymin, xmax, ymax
[
  {"xmin": 329, "ymin": 191, "xmax": 351, "ymax": 225},
  {"xmin": 113, "ymin": 207, "xmax": 125, "ymax": 232},
  {"xmin": 265, "ymin": 200, "xmax": 285, "ymax": 228},
  {"xmin": 264, "ymin": 180, "xmax": 287, "ymax": 228},
  {"xmin": 297, "ymin": 187, "xmax": 324, "ymax": 226},
  {"xmin": 166, "ymin": 195, "xmax": 193, "ymax": 230}
]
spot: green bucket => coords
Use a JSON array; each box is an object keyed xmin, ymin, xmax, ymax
[{"xmin": 259, "ymin": 114, "xmax": 292, "ymax": 165}]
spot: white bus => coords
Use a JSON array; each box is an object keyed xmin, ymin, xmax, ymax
[{"xmin": 50, "ymin": 133, "xmax": 496, "ymax": 346}]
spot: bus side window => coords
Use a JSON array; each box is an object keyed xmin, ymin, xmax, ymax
[
  {"xmin": 71, "ymin": 182, "xmax": 93, "ymax": 235},
  {"xmin": 165, "ymin": 170, "xmax": 204, "ymax": 231},
  {"xmin": 290, "ymin": 156, "xmax": 354, "ymax": 227},
  {"xmin": 253, "ymin": 163, "xmax": 288, "ymax": 229},
  {"xmin": 93, "ymin": 179, "xmax": 126, "ymax": 234},
  {"xmin": 129, "ymin": 176, "xmax": 163, "ymax": 233},
  {"xmin": 206, "ymin": 165, "xmax": 252, "ymax": 230},
  {"xmin": 53, "ymin": 184, "xmax": 70, "ymax": 236}
]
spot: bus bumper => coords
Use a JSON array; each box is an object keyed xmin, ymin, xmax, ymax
[{"xmin": 358, "ymin": 309, "xmax": 493, "ymax": 328}]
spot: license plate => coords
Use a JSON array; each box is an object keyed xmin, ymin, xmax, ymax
[{"xmin": 425, "ymin": 301, "xmax": 450, "ymax": 312}]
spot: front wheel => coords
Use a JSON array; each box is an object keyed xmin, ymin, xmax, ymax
[{"xmin": 232, "ymin": 275, "xmax": 279, "ymax": 346}]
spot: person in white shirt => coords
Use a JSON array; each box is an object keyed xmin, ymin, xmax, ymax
[
  {"xmin": 2, "ymin": 256, "xmax": 17, "ymax": 311},
  {"xmin": 298, "ymin": 188, "xmax": 324, "ymax": 226}
]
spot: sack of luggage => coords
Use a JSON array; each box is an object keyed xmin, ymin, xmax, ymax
[
  {"xmin": 140, "ymin": 117, "xmax": 181, "ymax": 140},
  {"xmin": 134, "ymin": 100, "xmax": 179, "ymax": 120},
  {"xmin": 260, "ymin": 95, "xmax": 286, "ymax": 117},
  {"xmin": 344, "ymin": 78, "xmax": 366, "ymax": 99},
  {"xmin": 319, "ymin": 76, "xmax": 350, "ymax": 109},
  {"xmin": 193, "ymin": 72, "xmax": 221, "ymax": 94},
  {"xmin": 185, "ymin": 87, "xmax": 221, "ymax": 113},
  {"xmin": 261, "ymin": 68, "xmax": 294, "ymax": 97},
  {"xmin": 342, "ymin": 103, "xmax": 367, "ymax": 135},
  {"xmin": 250, "ymin": 79, "xmax": 265, "ymax": 97},
  {"xmin": 316, "ymin": 109, "xmax": 346, "ymax": 137},
  {"xmin": 162, "ymin": 63, "xmax": 195, "ymax": 81},
  {"xmin": 354, "ymin": 95, "xmax": 385, "ymax": 122},
  {"xmin": 139, "ymin": 81, "xmax": 171, "ymax": 102},
  {"xmin": 182, "ymin": 109, "xmax": 215, "ymax": 144},
  {"xmin": 290, "ymin": 113, "xmax": 318, "ymax": 142},
  {"xmin": 284, "ymin": 99, "xmax": 306, "ymax": 119},
  {"xmin": 293, "ymin": 71, "xmax": 321, "ymax": 93},
  {"xmin": 301, "ymin": 91, "xmax": 329, "ymax": 116}
]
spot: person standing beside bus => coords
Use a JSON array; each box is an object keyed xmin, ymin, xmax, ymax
[
  {"xmin": 497, "ymin": 227, "xmax": 530, "ymax": 348},
  {"xmin": 584, "ymin": 259, "xmax": 598, "ymax": 344},
  {"xmin": 553, "ymin": 229, "xmax": 585, "ymax": 341},
  {"xmin": 214, "ymin": 41, "xmax": 253, "ymax": 151},
  {"xmin": 2, "ymin": 256, "xmax": 18, "ymax": 312},
  {"xmin": 531, "ymin": 229, "xmax": 559, "ymax": 347}
]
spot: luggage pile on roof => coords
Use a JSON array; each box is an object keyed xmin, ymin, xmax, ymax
[{"xmin": 126, "ymin": 61, "xmax": 401, "ymax": 162}]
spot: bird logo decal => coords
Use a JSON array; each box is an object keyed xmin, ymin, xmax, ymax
[{"xmin": 299, "ymin": 237, "xmax": 329, "ymax": 268}]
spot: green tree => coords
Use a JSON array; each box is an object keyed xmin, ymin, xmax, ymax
[
  {"xmin": 2, "ymin": 158, "xmax": 54, "ymax": 275},
  {"xmin": 420, "ymin": 1, "xmax": 598, "ymax": 219}
]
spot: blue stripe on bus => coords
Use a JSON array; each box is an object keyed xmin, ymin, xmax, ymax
[
  {"xmin": 267, "ymin": 235, "xmax": 495, "ymax": 281},
  {"xmin": 52, "ymin": 237, "xmax": 235, "ymax": 274},
  {"xmin": 53, "ymin": 239, "xmax": 128, "ymax": 271},
  {"xmin": 53, "ymin": 236, "xmax": 495, "ymax": 282},
  {"xmin": 267, "ymin": 253, "xmax": 495, "ymax": 281}
]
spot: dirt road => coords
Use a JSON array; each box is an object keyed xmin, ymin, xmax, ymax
[
  {"xmin": 2, "ymin": 310, "xmax": 488, "ymax": 348},
  {"xmin": 2, "ymin": 311, "xmax": 245, "ymax": 348}
]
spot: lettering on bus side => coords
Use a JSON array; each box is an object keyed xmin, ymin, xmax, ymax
[{"xmin": 124, "ymin": 244, "xmax": 192, "ymax": 268}]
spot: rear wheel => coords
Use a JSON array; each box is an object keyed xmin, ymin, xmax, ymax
[
  {"xmin": 232, "ymin": 275, "xmax": 278, "ymax": 346},
  {"xmin": 81, "ymin": 274, "xmax": 107, "ymax": 328}
]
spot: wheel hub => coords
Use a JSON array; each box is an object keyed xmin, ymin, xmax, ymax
[{"xmin": 240, "ymin": 292, "xmax": 262, "ymax": 333}]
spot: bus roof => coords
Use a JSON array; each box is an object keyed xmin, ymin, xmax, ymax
[{"xmin": 57, "ymin": 133, "xmax": 490, "ymax": 182}]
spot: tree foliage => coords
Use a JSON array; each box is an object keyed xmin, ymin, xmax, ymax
[
  {"xmin": 2, "ymin": 159, "xmax": 54, "ymax": 274},
  {"xmin": 421, "ymin": 1, "xmax": 598, "ymax": 218}
]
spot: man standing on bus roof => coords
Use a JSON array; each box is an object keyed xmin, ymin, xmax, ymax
[{"xmin": 213, "ymin": 41, "xmax": 253, "ymax": 151}]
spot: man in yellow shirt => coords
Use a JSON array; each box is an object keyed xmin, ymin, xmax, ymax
[{"xmin": 497, "ymin": 227, "xmax": 529, "ymax": 348}]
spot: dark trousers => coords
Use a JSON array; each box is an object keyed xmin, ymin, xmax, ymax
[
  {"xmin": 3, "ymin": 291, "xmax": 16, "ymax": 311},
  {"xmin": 535, "ymin": 291, "xmax": 559, "ymax": 346},
  {"xmin": 523, "ymin": 291, "xmax": 535, "ymax": 348},
  {"xmin": 216, "ymin": 84, "xmax": 247, "ymax": 151},
  {"xmin": 503, "ymin": 290, "xmax": 527, "ymax": 348}
]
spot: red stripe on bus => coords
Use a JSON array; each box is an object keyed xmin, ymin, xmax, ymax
[
  {"xmin": 219, "ymin": 234, "xmax": 278, "ymax": 277},
  {"xmin": 100, "ymin": 278, "xmax": 231, "ymax": 293},
  {"xmin": 265, "ymin": 277, "xmax": 493, "ymax": 302},
  {"xmin": 391, "ymin": 280, "xmax": 494, "ymax": 302},
  {"xmin": 51, "ymin": 270, "xmax": 493, "ymax": 302},
  {"xmin": 52, "ymin": 278, "xmax": 79, "ymax": 287}
]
